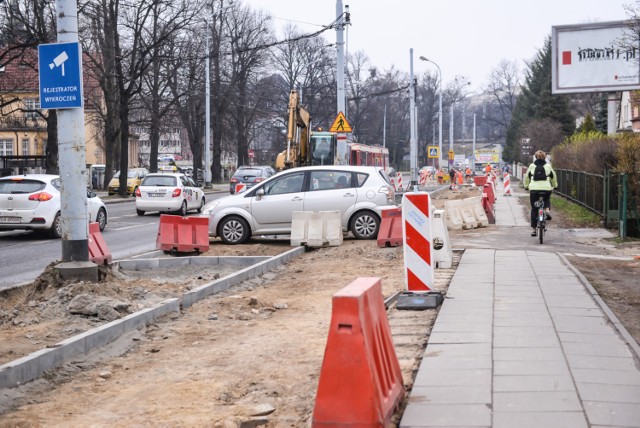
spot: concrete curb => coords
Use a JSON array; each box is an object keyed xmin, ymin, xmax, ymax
[
  {"xmin": 0, "ymin": 246, "xmax": 306, "ymax": 389},
  {"xmin": 558, "ymin": 252, "xmax": 640, "ymax": 361}
]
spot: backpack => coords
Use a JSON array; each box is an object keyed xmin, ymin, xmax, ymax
[{"xmin": 532, "ymin": 164, "xmax": 547, "ymax": 181}]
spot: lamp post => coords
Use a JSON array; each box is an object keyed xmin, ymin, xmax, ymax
[{"xmin": 419, "ymin": 56, "xmax": 442, "ymax": 169}]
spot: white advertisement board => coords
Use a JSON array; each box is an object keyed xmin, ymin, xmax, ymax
[{"xmin": 551, "ymin": 20, "xmax": 640, "ymax": 94}]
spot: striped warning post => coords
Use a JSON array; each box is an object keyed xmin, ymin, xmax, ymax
[
  {"xmin": 401, "ymin": 192, "xmax": 434, "ymax": 291},
  {"xmin": 503, "ymin": 173, "xmax": 512, "ymax": 196},
  {"xmin": 396, "ymin": 173, "xmax": 404, "ymax": 192}
]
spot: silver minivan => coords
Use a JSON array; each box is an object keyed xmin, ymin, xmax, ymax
[{"xmin": 201, "ymin": 165, "xmax": 396, "ymax": 244}]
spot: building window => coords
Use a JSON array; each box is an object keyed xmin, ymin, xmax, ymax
[
  {"xmin": 23, "ymin": 98, "xmax": 40, "ymax": 119},
  {"xmin": 22, "ymin": 138, "xmax": 30, "ymax": 155},
  {"xmin": 0, "ymin": 139, "xmax": 14, "ymax": 156}
]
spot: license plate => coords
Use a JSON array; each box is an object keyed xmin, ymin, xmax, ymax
[
  {"xmin": 0, "ymin": 216, "xmax": 21, "ymax": 224},
  {"xmin": 148, "ymin": 193, "xmax": 164, "ymax": 197}
]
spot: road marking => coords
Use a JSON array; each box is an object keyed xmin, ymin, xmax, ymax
[{"xmin": 111, "ymin": 224, "xmax": 155, "ymax": 231}]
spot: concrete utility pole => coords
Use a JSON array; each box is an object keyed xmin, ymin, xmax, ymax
[
  {"xmin": 336, "ymin": 0, "xmax": 346, "ymax": 115},
  {"xmin": 472, "ymin": 113, "xmax": 477, "ymax": 169},
  {"xmin": 449, "ymin": 104, "xmax": 454, "ymax": 169},
  {"xmin": 409, "ymin": 49, "xmax": 417, "ymax": 186},
  {"xmin": 55, "ymin": 0, "xmax": 91, "ymax": 269},
  {"xmin": 334, "ymin": 0, "xmax": 349, "ymax": 165}
]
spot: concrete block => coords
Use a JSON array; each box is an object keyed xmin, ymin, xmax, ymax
[
  {"xmin": 493, "ymin": 391, "xmax": 582, "ymax": 412},
  {"xmin": 493, "ymin": 412, "xmax": 588, "ymax": 428},
  {"xmin": 400, "ymin": 403, "xmax": 491, "ymax": 427},
  {"xmin": 0, "ymin": 348, "xmax": 51, "ymax": 388},
  {"xmin": 84, "ymin": 318, "xmax": 125, "ymax": 350},
  {"xmin": 577, "ymin": 383, "xmax": 640, "ymax": 404},
  {"xmin": 290, "ymin": 211, "xmax": 310, "ymax": 246},
  {"xmin": 408, "ymin": 385, "xmax": 491, "ymax": 404},
  {"xmin": 493, "ymin": 375, "xmax": 576, "ymax": 392},
  {"xmin": 583, "ymin": 401, "xmax": 640, "ymax": 427}
]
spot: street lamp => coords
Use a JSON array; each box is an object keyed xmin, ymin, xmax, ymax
[{"xmin": 419, "ymin": 56, "xmax": 442, "ymax": 169}]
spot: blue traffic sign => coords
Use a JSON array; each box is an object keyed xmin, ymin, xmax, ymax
[
  {"xmin": 38, "ymin": 42, "xmax": 83, "ymax": 109},
  {"xmin": 427, "ymin": 146, "xmax": 439, "ymax": 158}
]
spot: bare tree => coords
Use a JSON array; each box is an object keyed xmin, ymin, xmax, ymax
[
  {"xmin": 482, "ymin": 59, "xmax": 520, "ymax": 141},
  {"xmin": 0, "ymin": 0, "xmax": 58, "ymax": 173}
]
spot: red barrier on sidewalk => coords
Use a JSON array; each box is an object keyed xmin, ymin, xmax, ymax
[
  {"xmin": 482, "ymin": 193, "xmax": 496, "ymax": 224},
  {"xmin": 88, "ymin": 222, "xmax": 112, "ymax": 265},
  {"xmin": 377, "ymin": 207, "xmax": 403, "ymax": 247},
  {"xmin": 483, "ymin": 183, "xmax": 496, "ymax": 206},
  {"xmin": 156, "ymin": 214, "xmax": 210, "ymax": 253},
  {"xmin": 312, "ymin": 277, "xmax": 404, "ymax": 427},
  {"xmin": 473, "ymin": 176, "xmax": 487, "ymax": 187}
]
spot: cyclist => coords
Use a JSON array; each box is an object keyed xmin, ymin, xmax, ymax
[{"xmin": 523, "ymin": 150, "xmax": 558, "ymax": 237}]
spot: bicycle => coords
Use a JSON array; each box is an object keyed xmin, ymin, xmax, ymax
[{"xmin": 534, "ymin": 194, "xmax": 546, "ymax": 244}]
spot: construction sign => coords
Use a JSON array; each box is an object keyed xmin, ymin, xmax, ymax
[{"xmin": 329, "ymin": 111, "xmax": 352, "ymax": 133}]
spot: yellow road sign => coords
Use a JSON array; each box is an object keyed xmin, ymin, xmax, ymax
[
  {"xmin": 428, "ymin": 146, "xmax": 439, "ymax": 158},
  {"xmin": 329, "ymin": 111, "xmax": 352, "ymax": 133},
  {"xmin": 448, "ymin": 149, "xmax": 454, "ymax": 161}
]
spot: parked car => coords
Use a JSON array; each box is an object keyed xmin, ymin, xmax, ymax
[
  {"xmin": 201, "ymin": 165, "xmax": 396, "ymax": 244},
  {"xmin": 134, "ymin": 172, "xmax": 205, "ymax": 216},
  {"xmin": 229, "ymin": 165, "xmax": 276, "ymax": 194},
  {"xmin": 0, "ymin": 174, "xmax": 108, "ymax": 238},
  {"xmin": 107, "ymin": 168, "xmax": 149, "ymax": 196}
]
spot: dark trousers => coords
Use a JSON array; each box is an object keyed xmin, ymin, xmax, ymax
[{"xmin": 530, "ymin": 190, "xmax": 551, "ymax": 227}]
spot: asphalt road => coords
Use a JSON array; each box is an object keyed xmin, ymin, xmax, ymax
[{"xmin": 0, "ymin": 190, "xmax": 227, "ymax": 290}]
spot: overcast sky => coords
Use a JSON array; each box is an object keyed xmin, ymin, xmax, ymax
[{"xmin": 244, "ymin": 0, "xmax": 632, "ymax": 91}]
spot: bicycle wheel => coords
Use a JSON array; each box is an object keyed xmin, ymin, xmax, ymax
[{"xmin": 539, "ymin": 223, "xmax": 544, "ymax": 244}]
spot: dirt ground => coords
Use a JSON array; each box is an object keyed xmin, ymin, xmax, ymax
[
  {"xmin": 0, "ymin": 185, "xmax": 638, "ymax": 427},
  {"xmin": 0, "ymin": 239, "xmax": 411, "ymax": 426}
]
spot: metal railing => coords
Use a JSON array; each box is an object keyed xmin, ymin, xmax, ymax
[{"xmin": 555, "ymin": 169, "xmax": 605, "ymax": 216}]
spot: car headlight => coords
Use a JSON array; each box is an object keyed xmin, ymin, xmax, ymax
[{"xmin": 200, "ymin": 199, "xmax": 221, "ymax": 216}]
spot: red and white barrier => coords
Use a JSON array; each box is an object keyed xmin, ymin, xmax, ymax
[
  {"xmin": 396, "ymin": 173, "xmax": 404, "ymax": 192},
  {"xmin": 503, "ymin": 173, "xmax": 512, "ymax": 196},
  {"xmin": 401, "ymin": 192, "xmax": 433, "ymax": 291},
  {"xmin": 235, "ymin": 183, "xmax": 247, "ymax": 194}
]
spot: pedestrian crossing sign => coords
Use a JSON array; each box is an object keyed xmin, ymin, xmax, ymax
[
  {"xmin": 329, "ymin": 111, "xmax": 352, "ymax": 133},
  {"xmin": 428, "ymin": 146, "xmax": 439, "ymax": 158}
]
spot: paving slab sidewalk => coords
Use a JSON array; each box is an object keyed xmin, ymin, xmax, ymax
[{"xmin": 400, "ymin": 180, "xmax": 640, "ymax": 428}]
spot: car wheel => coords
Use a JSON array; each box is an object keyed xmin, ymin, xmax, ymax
[
  {"xmin": 48, "ymin": 212, "xmax": 62, "ymax": 239},
  {"xmin": 96, "ymin": 208, "xmax": 107, "ymax": 231},
  {"xmin": 197, "ymin": 197, "xmax": 206, "ymax": 213},
  {"xmin": 218, "ymin": 215, "xmax": 250, "ymax": 244},
  {"xmin": 136, "ymin": 209, "xmax": 145, "ymax": 216},
  {"xmin": 350, "ymin": 210, "xmax": 380, "ymax": 240},
  {"xmin": 176, "ymin": 201, "xmax": 188, "ymax": 216}
]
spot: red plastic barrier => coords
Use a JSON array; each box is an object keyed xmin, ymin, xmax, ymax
[
  {"xmin": 473, "ymin": 176, "xmax": 487, "ymax": 187},
  {"xmin": 156, "ymin": 214, "xmax": 210, "ymax": 253},
  {"xmin": 312, "ymin": 277, "xmax": 404, "ymax": 427},
  {"xmin": 483, "ymin": 183, "xmax": 496, "ymax": 206},
  {"xmin": 377, "ymin": 207, "xmax": 403, "ymax": 247},
  {"xmin": 88, "ymin": 222, "xmax": 112, "ymax": 265},
  {"xmin": 482, "ymin": 193, "xmax": 496, "ymax": 224}
]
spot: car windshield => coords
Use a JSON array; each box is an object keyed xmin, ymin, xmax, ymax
[
  {"xmin": 142, "ymin": 176, "xmax": 177, "ymax": 186},
  {"xmin": 233, "ymin": 168, "xmax": 262, "ymax": 178},
  {"xmin": 0, "ymin": 179, "xmax": 46, "ymax": 194},
  {"xmin": 127, "ymin": 171, "xmax": 139, "ymax": 178}
]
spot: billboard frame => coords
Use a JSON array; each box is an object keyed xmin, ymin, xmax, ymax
[{"xmin": 551, "ymin": 20, "xmax": 640, "ymax": 95}]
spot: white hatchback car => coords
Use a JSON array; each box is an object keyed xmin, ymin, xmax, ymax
[
  {"xmin": 134, "ymin": 172, "xmax": 205, "ymax": 216},
  {"xmin": 201, "ymin": 165, "xmax": 396, "ymax": 244},
  {"xmin": 0, "ymin": 174, "xmax": 108, "ymax": 238}
]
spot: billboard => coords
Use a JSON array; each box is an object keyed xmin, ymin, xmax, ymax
[{"xmin": 551, "ymin": 20, "xmax": 640, "ymax": 94}]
